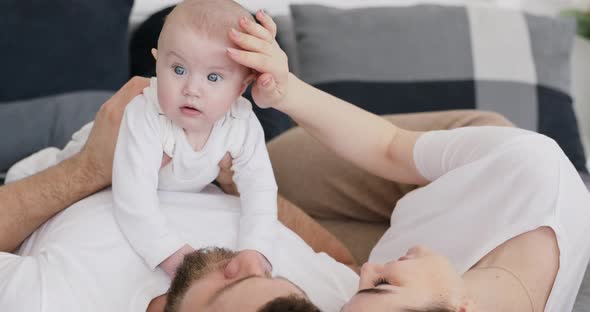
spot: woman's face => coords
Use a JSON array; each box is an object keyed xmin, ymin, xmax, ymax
[{"xmin": 342, "ymin": 245, "xmax": 467, "ymax": 312}]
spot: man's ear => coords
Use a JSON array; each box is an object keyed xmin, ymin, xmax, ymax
[{"xmin": 151, "ymin": 48, "xmax": 158, "ymax": 61}]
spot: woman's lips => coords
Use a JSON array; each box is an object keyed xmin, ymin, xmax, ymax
[{"xmin": 180, "ymin": 106, "xmax": 202, "ymax": 117}]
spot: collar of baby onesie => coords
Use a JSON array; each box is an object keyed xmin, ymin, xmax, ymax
[{"xmin": 143, "ymin": 77, "xmax": 165, "ymax": 115}]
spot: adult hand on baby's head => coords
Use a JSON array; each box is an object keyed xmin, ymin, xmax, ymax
[
  {"xmin": 227, "ymin": 10, "xmax": 290, "ymax": 110},
  {"xmin": 80, "ymin": 76, "xmax": 149, "ymax": 187}
]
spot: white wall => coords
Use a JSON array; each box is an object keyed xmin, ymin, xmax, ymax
[
  {"xmin": 130, "ymin": 0, "xmax": 590, "ymax": 26},
  {"xmin": 572, "ymin": 37, "xmax": 590, "ymax": 169}
]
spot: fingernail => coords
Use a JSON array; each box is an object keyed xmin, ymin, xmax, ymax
[
  {"xmin": 258, "ymin": 9, "xmax": 266, "ymax": 17},
  {"xmin": 227, "ymin": 47, "xmax": 239, "ymax": 57},
  {"xmin": 241, "ymin": 16, "xmax": 250, "ymax": 25},
  {"xmin": 224, "ymin": 258, "xmax": 239, "ymax": 278},
  {"xmin": 264, "ymin": 260, "xmax": 272, "ymax": 274},
  {"xmin": 230, "ymin": 28, "xmax": 240, "ymax": 38},
  {"xmin": 261, "ymin": 77, "xmax": 272, "ymax": 87}
]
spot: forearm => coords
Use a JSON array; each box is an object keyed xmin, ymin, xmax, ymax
[
  {"xmin": 0, "ymin": 152, "xmax": 106, "ymax": 252},
  {"xmin": 278, "ymin": 74, "xmax": 427, "ymax": 185}
]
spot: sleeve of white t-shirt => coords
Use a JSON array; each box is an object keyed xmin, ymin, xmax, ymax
[
  {"xmin": 229, "ymin": 111, "xmax": 278, "ymax": 267},
  {"xmin": 112, "ymin": 95, "xmax": 186, "ymax": 270},
  {"xmin": 413, "ymin": 126, "xmax": 544, "ymax": 182}
]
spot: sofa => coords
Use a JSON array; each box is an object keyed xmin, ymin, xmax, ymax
[
  {"xmin": 2, "ymin": 0, "xmax": 590, "ymax": 310},
  {"xmin": 131, "ymin": 0, "xmax": 590, "ymax": 264}
]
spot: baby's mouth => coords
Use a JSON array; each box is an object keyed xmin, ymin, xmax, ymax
[{"xmin": 180, "ymin": 105, "xmax": 202, "ymax": 116}]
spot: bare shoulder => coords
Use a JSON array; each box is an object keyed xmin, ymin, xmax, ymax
[{"xmin": 473, "ymin": 226, "xmax": 559, "ymax": 311}]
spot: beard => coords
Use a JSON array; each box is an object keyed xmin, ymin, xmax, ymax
[{"xmin": 164, "ymin": 247, "xmax": 237, "ymax": 312}]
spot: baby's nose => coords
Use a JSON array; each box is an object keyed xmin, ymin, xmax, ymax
[{"xmin": 183, "ymin": 78, "xmax": 204, "ymax": 98}]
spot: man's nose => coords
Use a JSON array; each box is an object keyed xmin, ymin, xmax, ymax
[{"xmin": 223, "ymin": 253, "xmax": 269, "ymax": 280}]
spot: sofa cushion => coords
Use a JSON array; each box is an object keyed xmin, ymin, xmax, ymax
[
  {"xmin": 0, "ymin": 0, "xmax": 132, "ymax": 174},
  {"xmin": 0, "ymin": 0, "xmax": 133, "ymax": 101},
  {"xmin": 290, "ymin": 4, "xmax": 588, "ymax": 173},
  {"xmin": 129, "ymin": 5, "xmax": 294, "ymax": 142},
  {"xmin": 0, "ymin": 91, "xmax": 112, "ymax": 173}
]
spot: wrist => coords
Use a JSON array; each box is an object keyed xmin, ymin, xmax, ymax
[
  {"xmin": 274, "ymin": 73, "xmax": 301, "ymax": 113},
  {"xmin": 75, "ymin": 148, "xmax": 110, "ymax": 189},
  {"xmin": 61, "ymin": 152, "xmax": 107, "ymax": 196}
]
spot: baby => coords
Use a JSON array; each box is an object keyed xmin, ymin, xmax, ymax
[{"xmin": 112, "ymin": 0, "xmax": 277, "ymax": 277}]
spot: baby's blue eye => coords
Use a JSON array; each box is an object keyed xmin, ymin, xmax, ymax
[
  {"xmin": 173, "ymin": 66, "xmax": 185, "ymax": 76},
  {"xmin": 207, "ymin": 73, "xmax": 221, "ymax": 82}
]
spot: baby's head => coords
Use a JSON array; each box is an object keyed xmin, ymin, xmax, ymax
[{"xmin": 153, "ymin": 0, "xmax": 256, "ymax": 133}]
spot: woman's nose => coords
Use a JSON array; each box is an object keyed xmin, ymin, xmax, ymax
[{"xmin": 358, "ymin": 262, "xmax": 385, "ymax": 289}]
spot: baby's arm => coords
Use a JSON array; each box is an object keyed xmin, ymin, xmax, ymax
[
  {"xmin": 112, "ymin": 97, "xmax": 188, "ymax": 276},
  {"xmin": 230, "ymin": 113, "xmax": 279, "ymax": 268}
]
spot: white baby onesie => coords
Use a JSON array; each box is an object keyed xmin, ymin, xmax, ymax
[{"xmin": 112, "ymin": 78, "xmax": 278, "ymax": 270}]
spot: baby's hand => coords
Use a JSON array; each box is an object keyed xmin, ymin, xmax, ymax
[
  {"xmin": 224, "ymin": 249, "xmax": 273, "ymax": 279},
  {"xmin": 216, "ymin": 152, "xmax": 239, "ymax": 196},
  {"xmin": 227, "ymin": 10, "xmax": 290, "ymax": 110}
]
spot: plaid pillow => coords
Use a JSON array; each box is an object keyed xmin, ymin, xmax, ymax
[{"xmin": 288, "ymin": 4, "xmax": 588, "ymax": 173}]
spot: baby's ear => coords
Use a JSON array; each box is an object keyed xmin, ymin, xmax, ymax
[
  {"xmin": 239, "ymin": 71, "xmax": 257, "ymax": 95},
  {"xmin": 244, "ymin": 71, "xmax": 257, "ymax": 85},
  {"xmin": 151, "ymin": 48, "xmax": 158, "ymax": 61}
]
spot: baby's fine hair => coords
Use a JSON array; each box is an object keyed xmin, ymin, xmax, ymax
[{"xmin": 161, "ymin": 0, "xmax": 256, "ymax": 43}]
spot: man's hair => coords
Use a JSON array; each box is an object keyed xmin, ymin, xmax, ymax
[
  {"xmin": 257, "ymin": 295, "xmax": 322, "ymax": 312},
  {"xmin": 164, "ymin": 247, "xmax": 237, "ymax": 312}
]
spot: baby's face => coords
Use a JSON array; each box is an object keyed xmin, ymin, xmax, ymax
[{"xmin": 154, "ymin": 22, "xmax": 251, "ymax": 134}]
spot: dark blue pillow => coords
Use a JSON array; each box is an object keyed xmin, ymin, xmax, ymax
[{"xmin": 0, "ymin": 0, "xmax": 133, "ymax": 101}]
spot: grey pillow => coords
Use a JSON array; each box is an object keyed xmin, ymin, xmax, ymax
[
  {"xmin": 290, "ymin": 4, "xmax": 588, "ymax": 173},
  {"xmin": 0, "ymin": 91, "xmax": 112, "ymax": 173},
  {"xmin": 274, "ymin": 14, "xmax": 300, "ymax": 76}
]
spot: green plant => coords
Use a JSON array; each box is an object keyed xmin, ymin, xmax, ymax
[{"xmin": 562, "ymin": 9, "xmax": 590, "ymax": 40}]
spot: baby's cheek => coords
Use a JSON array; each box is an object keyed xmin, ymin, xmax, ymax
[{"xmin": 157, "ymin": 92, "xmax": 177, "ymax": 114}]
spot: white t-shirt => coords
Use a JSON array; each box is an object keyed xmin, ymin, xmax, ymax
[
  {"xmin": 112, "ymin": 78, "xmax": 278, "ymax": 270},
  {"xmin": 370, "ymin": 126, "xmax": 590, "ymax": 312},
  {"xmin": 0, "ymin": 184, "xmax": 358, "ymax": 312},
  {"xmin": 2, "ymin": 125, "xmax": 588, "ymax": 312}
]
